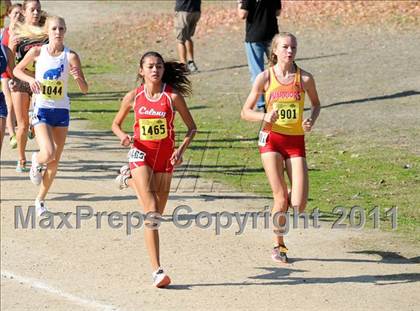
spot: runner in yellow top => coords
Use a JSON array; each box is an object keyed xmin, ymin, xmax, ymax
[
  {"xmin": 0, "ymin": 1, "xmax": 12, "ymax": 31},
  {"xmin": 263, "ymin": 65, "xmax": 305, "ymax": 135},
  {"xmin": 241, "ymin": 32, "xmax": 321, "ymax": 263},
  {"xmin": 8, "ymin": 0, "xmax": 48, "ymax": 172}
]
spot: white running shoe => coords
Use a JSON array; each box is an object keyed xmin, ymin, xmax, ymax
[
  {"xmin": 271, "ymin": 245, "xmax": 289, "ymax": 264},
  {"xmin": 152, "ymin": 268, "xmax": 171, "ymax": 288},
  {"xmin": 187, "ymin": 61, "xmax": 198, "ymax": 73},
  {"xmin": 35, "ymin": 199, "xmax": 48, "ymax": 216},
  {"xmin": 115, "ymin": 165, "xmax": 131, "ymax": 190},
  {"xmin": 29, "ymin": 153, "xmax": 43, "ymax": 185},
  {"xmin": 119, "ymin": 164, "xmax": 130, "ymax": 176}
]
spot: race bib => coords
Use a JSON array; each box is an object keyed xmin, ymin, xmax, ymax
[
  {"xmin": 139, "ymin": 118, "xmax": 168, "ymax": 140},
  {"xmin": 273, "ymin": 102, "xmax": 299, "ymax": 125},
  {"xmin": 258, "ymin": 131, "xmax": 269, "ymax": 147},
  {"xmin": 41, "ymin": 80, "xmax": 64, "ymax": 100},
  {"xmin": 128, "ymin": 148, "xmax": 146, "ymax": 163}
]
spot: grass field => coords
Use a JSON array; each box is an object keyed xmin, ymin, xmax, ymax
[
  {"xmin": 60, "ymin": 1, "xmax": 420, "ymax": 242},
  {"xmin": 67, "ymin": 74, "xmax": 419, "ymax": 242}
]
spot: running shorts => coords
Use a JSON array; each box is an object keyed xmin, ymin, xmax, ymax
[
  {"xmin": 258, "ymin": 130, "xmax": 306, "ymax": 159},
  {"xmin": 32, "ymin": 107, "xmax": 70, "ymax": 127},
  {"xmin": 0, "ymin": 92, "xmax": 7, "ymax": 118},
  {"xmin": 128, "ymin": 140, "xmax": 174, "ymax": 173},
  {"xmin": 11, "ymin": 77, "xmax": 32, "ymax": 94}
]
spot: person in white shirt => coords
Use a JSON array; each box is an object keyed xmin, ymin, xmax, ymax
[{"xmin": 13, "ymin": 15, "xmax": 88, "ymax": 215}]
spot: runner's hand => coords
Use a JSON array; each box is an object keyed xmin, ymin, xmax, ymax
[
  {"xmin": 29, "ymin": 78, "xmax": 41, "ymax": 94},
  {"xmin": 9, "ymin": 35, "xmax": 20, "ymax": 49},
  {"xmin": 8, "ymin": 79, "xmax": 18, "ymax": 92},
  {"xmin": 263, "ymin": 110, "xmax": 279, "ymax": 123},
  {"xmin": 120, "ymin": 134, "xmax": 132, "ymax": 147},
  {"xmin": 170, "ymin": 149, "xmax": 183, "ymax": 166},
  {"xmin": 302, "ymin": 118, "xmax": 313, "ymax": 132}
]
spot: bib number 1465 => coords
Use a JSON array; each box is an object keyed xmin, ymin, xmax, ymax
[{"xmin": 139, "ymin": 118, "xmax": 168, "ymax": 140}]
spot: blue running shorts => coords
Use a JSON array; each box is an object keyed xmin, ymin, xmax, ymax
[
  {"xmin": 32, "ymin": 108, "xmax": 70, "ymax": 127},
  {"xmin": 0, "ymin": 92, "xmax": 7, "ymax": 119}
]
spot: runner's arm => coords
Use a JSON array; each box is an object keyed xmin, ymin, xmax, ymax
[
  {"xmin": 241, "ymin": 71, "xmax": 278, "ymax": 123},
  {"xmin": 5, "ymin": 45, "xmax": 14, "ymax": 78},
  {"xmin": 13, "ymin": 46, "xmax": 41, "ymax": 93},
  {"xmin": 302, "ymin": 71, "xmax": 321, "ymax": 131},
  {"xmin": 171, "ymin": 93, "xmax": 197, "ymax": 165},
  {"xmin": 69, "ymin": 51, "xmax": 88, "ymax": 94},
  {"xmin": 7, "ymin": 34, "xmax": 19, "ymax": 54},
  {"xmin": 112, "ymin": 89, "xmax": 135, "ymax": 146}
]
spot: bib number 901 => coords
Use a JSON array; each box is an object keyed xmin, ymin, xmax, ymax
[{"xmin": 273, "ymin": 102, "xmax": 299, "ymax": 125}]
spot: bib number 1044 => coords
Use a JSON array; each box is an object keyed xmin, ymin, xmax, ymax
[{"xmin": 41, "ymin": 80, "xmax": 64, "ymax": 100}]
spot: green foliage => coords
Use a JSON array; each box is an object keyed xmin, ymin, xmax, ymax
[{"xmin": 68, "ymin": 32, "xmax": 419, "ymax": 242}]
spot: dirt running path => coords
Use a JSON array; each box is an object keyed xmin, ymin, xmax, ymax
[
  {"xmin": 1, "ymin": 121, "xmax": 419, "ymax": 311},
  {"xmin": 1, "ymin": 1, "xmax": 419, "ymax": 310}
]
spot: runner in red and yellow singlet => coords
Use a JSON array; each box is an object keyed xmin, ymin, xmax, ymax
[
  {"xmin": 241, "ymin": 32, "xmax": 321, "ymax": 264},
  {"xmin": 260, "ymin": 65, "xmax": 306, "ymax": 158}
]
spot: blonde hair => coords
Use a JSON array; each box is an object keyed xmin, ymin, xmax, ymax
[
  {"xmin": 44, "ymin": 15, "xmax": 66, "ymax": 32},
  {"xmin": 269, "ymin": 32, "xmax": 297, "ymax": 66},
  {"xmin": 13, "ymin": 22, "xmax": 47, "ymax": 40},
  {"xmin": 13, "ymin": 15, "xmax": 66, "ymax": 41},
  {"xmin": 14, "ymin": 0, "xmax": 48, "ymax": 40}
]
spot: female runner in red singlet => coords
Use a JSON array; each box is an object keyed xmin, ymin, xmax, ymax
[
  {"xmin": 241, "ymin": 32, "xmax": 321, "ymax": 263},
  {"xmin": 112, "ymin": 51, "xmax": 197, "ymax": 288},
  {"xmin": 1, "ymin": 3, "xmax": 21, "ymax": 149}
]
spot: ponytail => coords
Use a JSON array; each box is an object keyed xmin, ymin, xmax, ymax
[
  {"xmin": 162, "ymin": 61, "xmax": 192, "ymax": 97},
  {"xmin": 13, "ymin": 22, "xmax": 47, "ymax": 40}
]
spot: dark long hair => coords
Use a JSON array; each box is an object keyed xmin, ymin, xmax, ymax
[{"xmin": 137, "ymin": 51, "xmax": 192, "ymax": 97}]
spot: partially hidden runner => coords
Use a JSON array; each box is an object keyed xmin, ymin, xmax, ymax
[
  {"xmin": 1, "ymin": 3, "xmax": 21, "ymax": 149},
  {"xmin": 0, "ymin": 41, "xmax": 15, "ymax": 152},
  {"xmin": 9, "ymin": 0, "xmax": 48, "ymax": 172}
]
